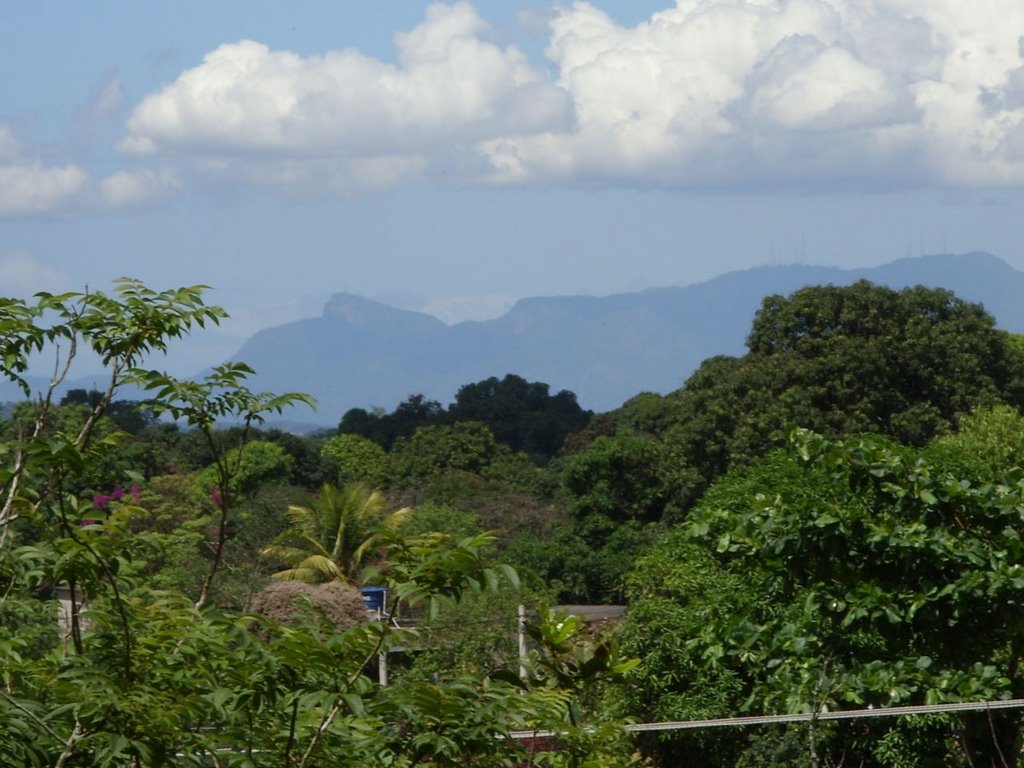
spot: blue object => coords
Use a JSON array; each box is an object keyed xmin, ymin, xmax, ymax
[{"xmin": 360, "ymin": 586, "xmax": 387, "ymax": 613}]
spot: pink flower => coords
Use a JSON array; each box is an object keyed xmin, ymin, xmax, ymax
[
  {"xmin": 92, "ymin": 494, "xmax": 111, "ymax": 509},
  {"xmin": 111, "ymin": 485, "xmax": 124, "ymax": 500},
  {"xmin": 129, "ymin": 484, "xmax": 142, "ymax": 501},
  {"xmin": 209, "ymin": 486, "xmax": 224, "ymax": 508}
]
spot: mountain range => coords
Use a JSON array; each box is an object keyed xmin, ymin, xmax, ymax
[
  {"xmin": 229, "ymin": 251, "xmax": 1024, "ymax": 425},
  {"xmin": 6, "ymin": 252, "xmax": 1024, "ymax": 427}
]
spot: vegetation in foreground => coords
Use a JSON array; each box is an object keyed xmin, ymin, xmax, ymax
[
  {"xmin": 0, "ymin": 282, "xmax": 642, "ymax": 767},
  {"xmin": 4, "ymin": 278, "xmax": 1024, "ymax": 765}
]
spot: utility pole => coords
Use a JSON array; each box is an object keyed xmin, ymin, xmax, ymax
[{"xmin": 378, "ymin": 605, "xmax": 388, "ymax": 686}]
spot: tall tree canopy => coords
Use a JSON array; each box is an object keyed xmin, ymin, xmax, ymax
[
  {"xmin": 601, "ymin": 281, "xmax": 1024, "ymax": 517},
  {"xmin": 621, "ymin": 412, "xmax": 1024, "ymax": 766},
  {"xmin": 448, "ymin": 374, "xmax": 591, "ymax": 459},
  {"xmin": 338, "ymin": 374, "xmax": 590, "ymax": 460}
]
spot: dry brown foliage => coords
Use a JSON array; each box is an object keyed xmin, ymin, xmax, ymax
[{"xmin": 249, "ymin": 580, "xmax": 370, "ymax": 636}]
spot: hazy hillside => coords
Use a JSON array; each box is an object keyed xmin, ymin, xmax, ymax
[
  {"xmin": 5, "ymin": 252, "xmax": 1023, "ymax": 425},
  {"xmin": 229, "ymin": 252, "xmax": 1024, "ymax": 424}
]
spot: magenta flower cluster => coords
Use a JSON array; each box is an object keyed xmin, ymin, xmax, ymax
[{"xmin": 92, "ymin": 483, "xmax": 142, "ymax": 510}]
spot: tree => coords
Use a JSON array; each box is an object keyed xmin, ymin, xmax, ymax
[
  {"xmin": 585, "ymin": 281, "xmax": 1024, "ymax": 520},
  {"xmin": 615, "ymin": 535, "xmax": 758, "ymax": 765},
  {"xmin": 0, "ymin": 280, "xmax": 642, "ymax": 767},
  {"xmin": 60, "ymin": 389, "xmax": 157, "ymax": 434},
  {"xmin": 622, "ymin": 419, "xmax": 1024, "ymax": 765},
  {"xmin": 387, "ymin": 421, "xmax": 501, "ymax": 487},
  {"xmin": 321, "ymin": 432, "xmax": 389, "ymax": 487},
  {"xmin": 260, "ymin": 427, "xmax": 337, "ymax": 489},
  {"xmin": 262, "ymin": 482, "xmax": 411, "ymax": 583},
  {"xmin": 561, "ymin": 434, "xmax": 667, "ymax": 524},
  {"xmin": 338, "ymin": 375, "xmax": 591, "ymax": 461},
  {"xmin": 448, "ymin": 374, "xmax": 592, "ymax": 459},
  {"xmin": 339, "ymin": 394, "xmax": 444, "ymax": 449},
  {"xmin": 195, "ymin": 438, "xmax": 294, "ymax": 497}
]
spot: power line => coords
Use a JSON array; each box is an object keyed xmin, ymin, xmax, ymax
[{"xmin": 509, "ymin": 698, "xmax": 1024, "ymax": 739}]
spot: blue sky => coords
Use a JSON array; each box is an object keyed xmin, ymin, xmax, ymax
[{"xmin": 3, "ymin": 1, "xmax": 1024, "ymax": 374}]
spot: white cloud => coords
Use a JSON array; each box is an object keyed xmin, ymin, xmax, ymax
[
  {"xmin": 0, "ymin": 122, "xmax": 182, "ymax": 216},
  {"xmin": 745, "ymin": 36, "xmax": 915, "ymax": 131},
  {"xmin": 121, "ymin": 1, "xmax": 1024, "ymax": 190},
  {"xmin": 0, "ymin": 162, "xmax": 88, "ymax": 217},
  {"xmin": 0, "ymin": 123, "xmax": 88, "ymax": 218},
  {"xmin": 121, "ymin": 2, "xmax": 569, "ymax": 190},
  {"xmin": 480, "ymin": 0, "xmax": 1024, "ymax": 187},
  {"xmin": 0, "ymin": 123, "xmax": 88, "ymax": 216},
  {"xmin": 0, "ymin": 252, "xmax": 75, "ymax": 298},
  {"xmin": 99, "ymin": 168, "xmax": 180, "ymax": 209}
]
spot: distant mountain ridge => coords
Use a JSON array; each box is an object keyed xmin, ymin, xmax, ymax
[
  {"xmin": 5, "ymin": 253, "xmax": 1023, "ymax": 427},
  {"xmin": 229, "ymin": 252, "xmax": 1024, "ymax": 424}
]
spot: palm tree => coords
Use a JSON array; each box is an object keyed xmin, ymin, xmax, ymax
[{"xmin": 262, "ymin": 482, "xmax": 411, "ymax": 584}]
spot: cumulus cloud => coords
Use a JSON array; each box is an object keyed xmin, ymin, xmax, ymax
[
  {"xmin": 121, "ymin": 2, "xmax": 569, "ymax": 189},
  {"xmin": 0, "ymin": 163, "xmax": 88, "ymax": 217},
  {"xmin": 0, "ymin": 124, "xmax": 88, "ymax": 216},
  {"xmin": 482, "ymin": 0, "xmax": 1024, "ymax": 187},
  {"xmin": 0, "ymin": 122, "xmax": 179, "ymax": 216},
  {"xmin": 121, "ymin": 0, "xmax": 1024, "ymax": 190},
  {"xmin": 98, "ymin": 167, "xmax": 180, "ymax": 209}
]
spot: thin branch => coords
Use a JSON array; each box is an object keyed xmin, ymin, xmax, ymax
[
  {"xmin": 2, "ymin": 329, "xmax": 78, "ymax": 552},
  {"xmin": 0, "ymin": 349, "xmax": 67, "ymax": 550},
  {"xmin": 0, "ymin": 435, "xmax": 28, "ymax": 552},
  {"xmin": 194, "ymin": 426, "xmax": 231, "ymax": 611},
  {"xmin": 987, "ymin": 709, "xmax": 1011, "ymax": 768},
  {"xmin": 57, "ymin": 493, "xmax": 133, "ymax": 681},
  {"xmin": 297, "ymin": 592, "xmax": 401, "ymax": 768},
  {"xmin": 960, "ymin": 724, "xmax": 978, "ymax": 768},
  {"xmin": 68, "ymin": 576, "xmax": 84, "ymax": 656},
  {"xmin": 75, "ymin": 358, "xmax": 124, "ymax": 447},
  {"xmin": 283, "ymin": 698, "xmax": 300, "ymax": 768},
  {"xmin": 53, "ymin": 719, "xmax": 85, "ymax": 768},
  {"xmin": 0, "ymin": 543, "xmax": 22, "ymax": 618},
  {"xmin": 0, "ymin": 689, "xmax": 64, "ymax": 743},
  {"xmin": 194, "ymin": 415, "xmax": 253, "ymax": 610}
]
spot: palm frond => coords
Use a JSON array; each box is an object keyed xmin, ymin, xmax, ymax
[{"xmin": 270, "ymin": 482, "xmax": 409, "ymax": 586}]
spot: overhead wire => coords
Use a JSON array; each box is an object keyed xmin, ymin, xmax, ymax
[{"xmin": 508, "ymin": 698, "xmax": 1024, "ymax": 739}]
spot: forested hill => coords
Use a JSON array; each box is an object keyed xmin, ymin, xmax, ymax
[{"xmin": 228, "ymin": 252, "xmax": 1024, "ymax": 422}]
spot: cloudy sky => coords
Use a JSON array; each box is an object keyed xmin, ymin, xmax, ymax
[{"xmin": 4, "ymin": 1, "xmax": 1024, "ymax": 372}]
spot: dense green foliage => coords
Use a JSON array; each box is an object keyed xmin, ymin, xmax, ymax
[
  {"xmin": 7, "ymin": 276, "xmax": 1024, "ymax": 766},
  {"xmin": 320, "ymin": 433, "xmax": 389, "ymax": 487},
  {"xmin": 447, "ymin": 375, "xmax": 592, "ymax": 459},
  {"xmin": 606, "ymin": 281, "xmax": 1024, "ymax": 516},
  {"xmin": 0, "ymin": 281, "xmax": 643, "ymax": 767},
  {"xmin": 339, "ymin": 373, "xmax": 591, "ymax": 460},
  {"xmin": 620, "ymin": 414, "xmax": 1024, "ymax": 765}
]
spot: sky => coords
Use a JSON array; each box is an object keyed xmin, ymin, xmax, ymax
[{"xmin": 4, "ymin": 1, "xmax": 1024, "ymax": 374}]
